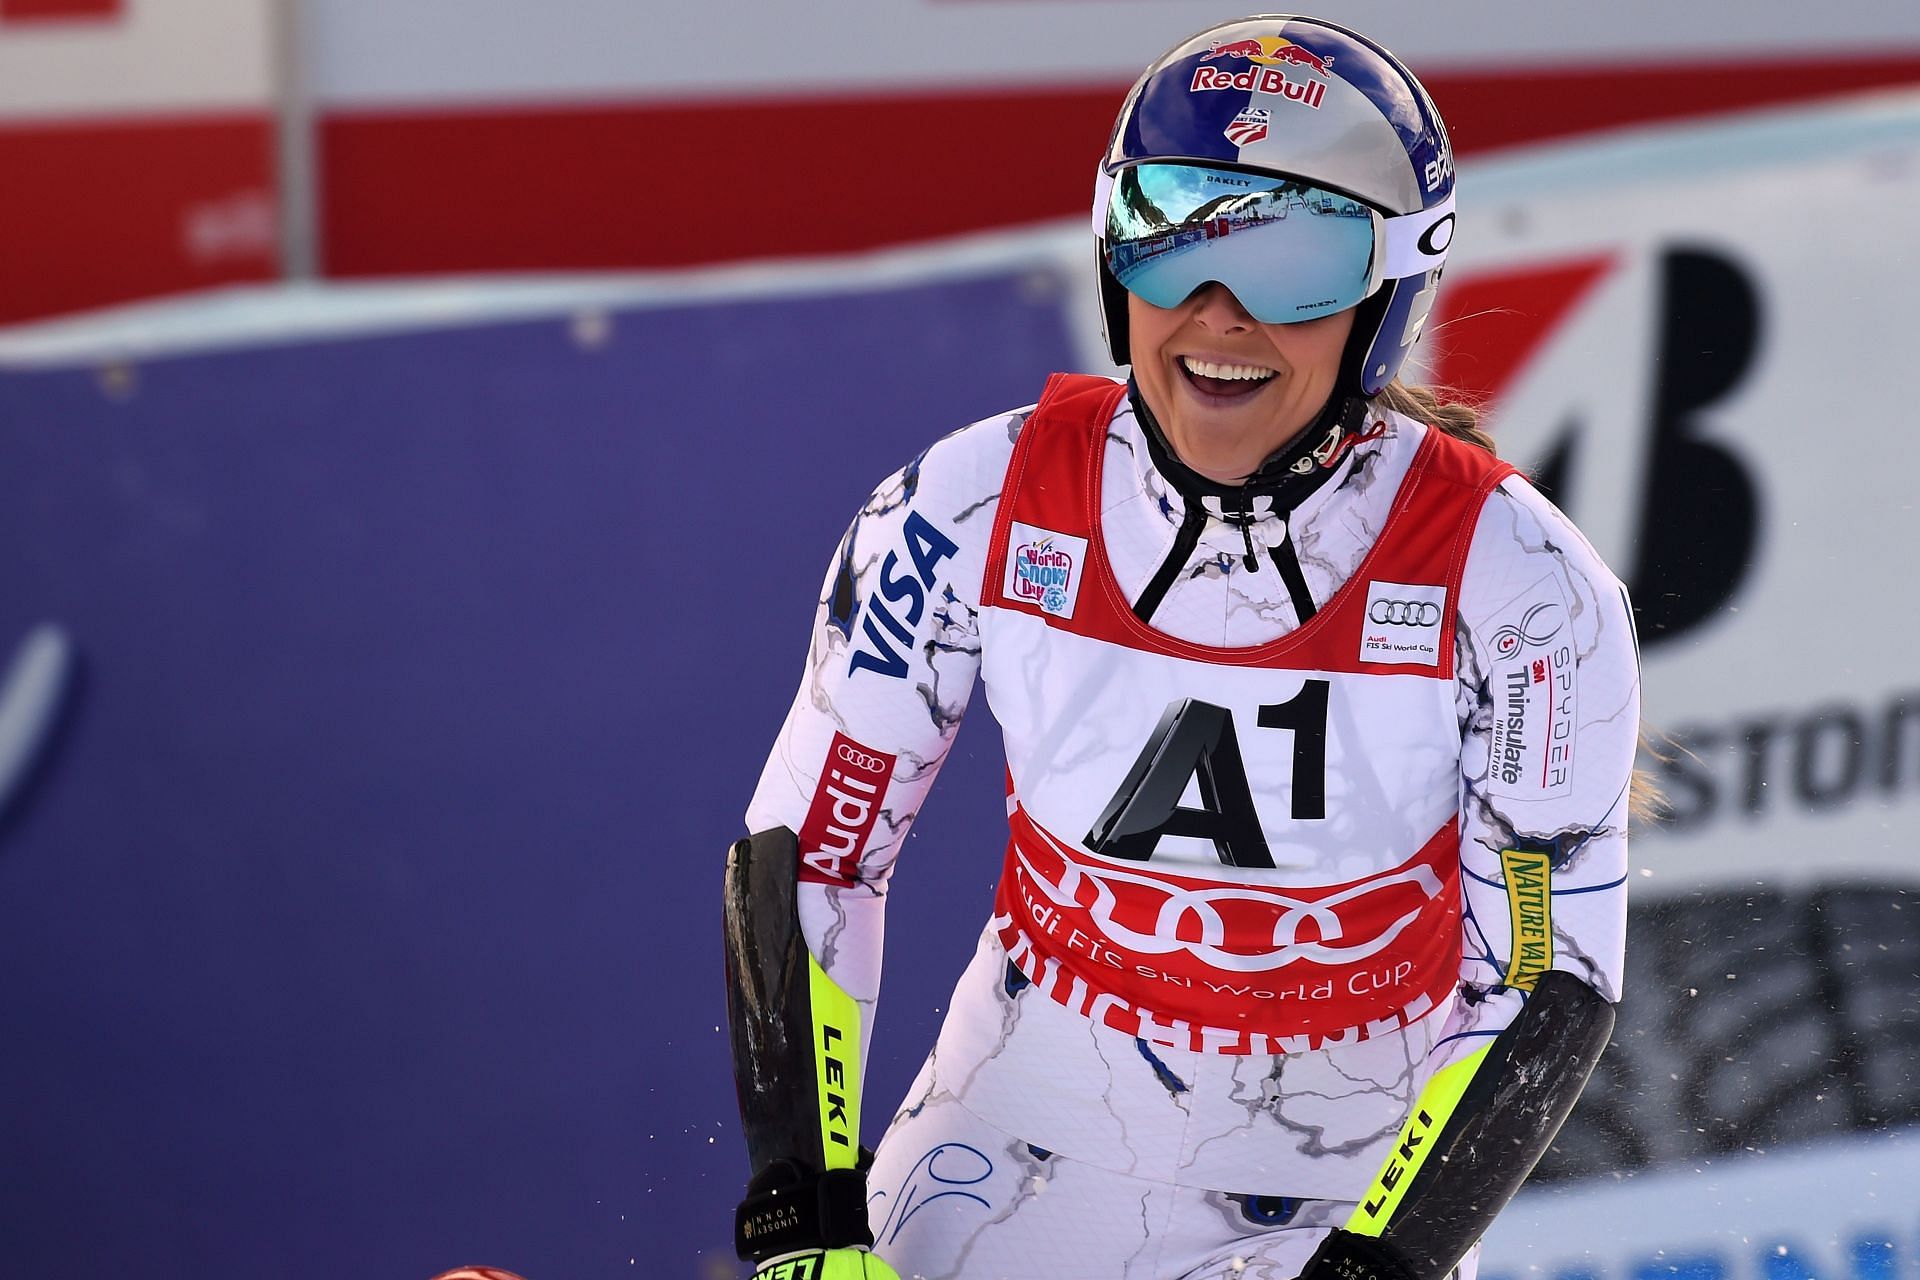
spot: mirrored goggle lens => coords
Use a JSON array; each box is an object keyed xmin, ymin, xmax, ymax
[{"xmin": 1103, "ymin": 163, "xmax": 1381, "ymax": 322}]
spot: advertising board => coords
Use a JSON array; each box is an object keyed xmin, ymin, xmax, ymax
[{"xmin": 0, "ymin": 95, "xmax": 1914, "ymax": 1277}]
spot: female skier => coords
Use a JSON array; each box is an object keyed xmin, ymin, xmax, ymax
[{"xmin": 723, "ymin": 14, "xmax": 1643, "ymax": 1280}]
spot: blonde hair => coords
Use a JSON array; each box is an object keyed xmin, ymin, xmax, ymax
[
  {"xmin": 1370, "ymin": 377, "xmax": 1495, "ymax": 454},
  {"xmin": 1370, "ymin": 377, "xmax": 1666, "ymax": 829}
]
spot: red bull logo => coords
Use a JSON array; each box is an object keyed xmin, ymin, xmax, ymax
[
  {"xmin": 1191, "ymin": 64, "xmax": 1328, "ymax": 110},
  {"xmin": 1268, "ymin": 42, "xmax": 1335, "ymax": 76},
  {"xmin": 1201, "ymin": 38, "xmax": 1267, "ymax": 62},
  {"xmin": 1199, "ymin": 36, "xmax": 1335, "ymax": 77}
]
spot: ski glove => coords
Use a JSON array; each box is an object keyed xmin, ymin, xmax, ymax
[{"xmin": 1301, "ymin": 1228, "xmax": 1422, "ymax": 1280}]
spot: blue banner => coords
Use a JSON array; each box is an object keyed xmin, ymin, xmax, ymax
[{"xmin": 0, "ymin": 271, "xmax": 1080, "ymax": 1278}]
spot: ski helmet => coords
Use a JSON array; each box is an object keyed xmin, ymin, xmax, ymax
[{"xmin": 1095, "ymin": 15, "xmax": 1456, "ymax": 397}]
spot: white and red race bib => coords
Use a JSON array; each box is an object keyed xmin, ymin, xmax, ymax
[{"xmin": 977, "ymin": 375, "xmax": 1513, "ymax": 1053}]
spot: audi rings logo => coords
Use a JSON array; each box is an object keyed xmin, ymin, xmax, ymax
[
  {"xmin": 1369, "ymin": 599, "xmax": 1442, "ymax": 627},
  {"xmin": 836, "ymin": 742, "xmax": 886, "ymax": 773},
  {"xmin": 1016, "ymin": 828, "xmax": 1445, "ymax": 975},
  {"xmin": 1490, "ymin": 600, "xmax": 1565, "ymax": 658}
]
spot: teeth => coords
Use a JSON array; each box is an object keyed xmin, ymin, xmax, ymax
[{"xmin": 1182, "ymin": 356, "xmax": 1277, "ymax": 382}]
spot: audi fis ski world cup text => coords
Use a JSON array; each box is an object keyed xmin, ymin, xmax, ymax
[{"xmin": 1360, "ymin": 581, "xmax": 1447, "ymax": 666}]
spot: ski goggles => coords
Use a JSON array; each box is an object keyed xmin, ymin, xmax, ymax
[{"xmin": 1096, "ymin": 162, "xmax": 1455, "ymax": 323}]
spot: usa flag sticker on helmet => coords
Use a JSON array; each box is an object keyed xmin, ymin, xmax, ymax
[{"xmin": 1225, "ymin": 107, "xmax": 1271, "ymax": 146}]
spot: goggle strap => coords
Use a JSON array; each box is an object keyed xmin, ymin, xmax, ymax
[
  {"xmin": 1381, "ymin": 194, "xmax": 1456, "ymax": 280},
  {"xmin": 1092, "ymin": 168, "xmax": 1115, "ymax": 238}
]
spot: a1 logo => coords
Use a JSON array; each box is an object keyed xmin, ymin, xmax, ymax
[{"xmin": 1084, "ymin": 682, "xmax": 1330, "ymax": 868}]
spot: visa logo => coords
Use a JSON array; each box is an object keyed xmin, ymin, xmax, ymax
[{"xmin": 848, "ymin": 512, "xmax": 958, "ymax": 679}]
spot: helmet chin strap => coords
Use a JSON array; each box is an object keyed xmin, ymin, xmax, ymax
[
  {"xmin": 1334, "ymin": 286, "xmax": 1396, "ymax": 403},
  {"xmin": 1127, "ymin": 380, "xmax": 1372, "ymax": 511}
]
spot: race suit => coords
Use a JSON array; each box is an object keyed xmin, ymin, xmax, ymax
[{"xmin": 744, "ymin": 374, "xmax": 1640, "ymax": 1279}]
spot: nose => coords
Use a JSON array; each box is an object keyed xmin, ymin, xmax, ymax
[{"xmin": 1186, "ymin": 281, "xmax": 1256, "ymax": 331}]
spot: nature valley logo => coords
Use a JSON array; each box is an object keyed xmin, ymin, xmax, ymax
[{"xmin": 1498, "ymin": 848, "xmax": 1553, "ymax": 990}]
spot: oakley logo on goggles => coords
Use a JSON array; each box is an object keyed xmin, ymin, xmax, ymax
[{"xmin": 1098, "ymin": 162, "xmax": 1455, "ymax": 322}]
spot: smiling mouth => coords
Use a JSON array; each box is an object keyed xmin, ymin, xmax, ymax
[{"xmin": 1179, "ymin": 355, "xmax": 1277, "ymax": 400}]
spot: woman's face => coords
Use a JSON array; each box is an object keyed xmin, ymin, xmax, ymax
[{"xmin": 1127, "ymin": 284, "xmax": 1354, "ymax": 485}]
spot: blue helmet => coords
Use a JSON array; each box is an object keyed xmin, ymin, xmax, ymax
[{"xmin": 1095, "ymin": 15, "xmax": 1456, "ymax": 396}]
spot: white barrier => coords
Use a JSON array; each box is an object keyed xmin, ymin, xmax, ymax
[{"xmin": 1484, "ymin": 1129, "xmax": 1920, "ymax": 1280}]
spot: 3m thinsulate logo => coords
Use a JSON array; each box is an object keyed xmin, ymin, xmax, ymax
[
  {"xmin": 1488, "ymin": 643, "xmax": 1576, "ymax": 799},
  {"xmin": 797, "ymin": 733, "xmax": 895, "ymax": 886}
]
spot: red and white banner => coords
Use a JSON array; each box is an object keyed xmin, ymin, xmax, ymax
[
  {"xmin": 3, "ymin": 0, "xmax": 1918, "ymax": 325},
  {"xmin": 0, "ymin": 0, "xmax": 276, "ymax": 323},
  {"xmin": 302, "ymin": 2, "xmax": 1920, "ymax": 281},
  {"xmin": 314, "ymin": 51, "xmax": 1920, "ymax": 282},
  {"xmin": 1, "ymin": 1, "xmax": 122, "ymax": 22}
]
